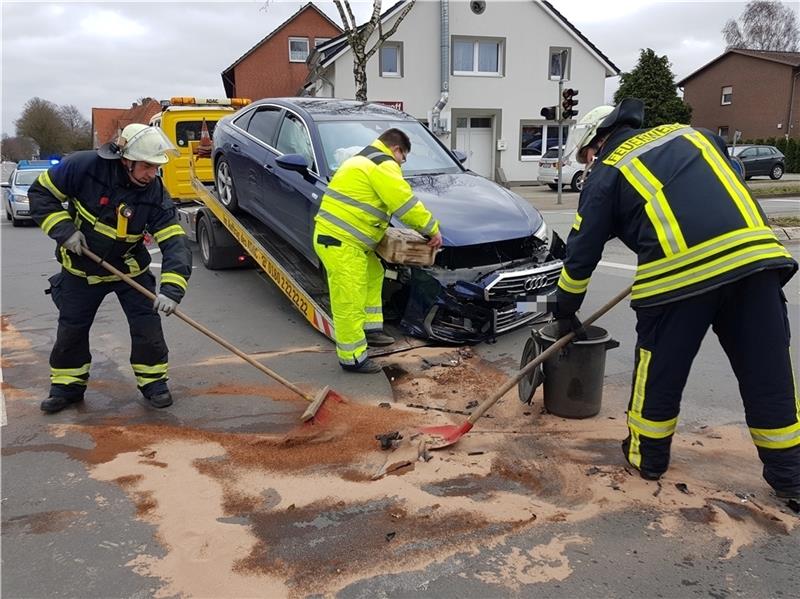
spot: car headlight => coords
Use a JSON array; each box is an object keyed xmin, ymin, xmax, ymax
[
  {"xmin": 12, "ymin": 194, "xmax": 28, "ymax": 203},
  {"xmin": 534, "ymin": 220, "xmax": 548, "ymax": 244}
]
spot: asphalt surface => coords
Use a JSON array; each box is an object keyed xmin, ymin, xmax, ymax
[{"xmin": 2, "ymin": 192, "xmax": 799, "ymax": 598}]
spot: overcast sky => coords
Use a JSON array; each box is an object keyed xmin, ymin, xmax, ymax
[{"xmin": 2, "ymin": 0, "xmax": 797, "ymax": 138}]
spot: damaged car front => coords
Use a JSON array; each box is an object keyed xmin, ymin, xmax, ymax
[{"xmin": 383, "ymin": 172, "xmax": 565, "ymax": 344}]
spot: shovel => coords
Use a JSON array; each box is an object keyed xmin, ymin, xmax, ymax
[
  {"xmin": 82, "ymin": 247, "xmax": 339, "ymax": 422},
  {"xmin": 420, "ymin": 284, "xmax": 633, "ymax": 449}
]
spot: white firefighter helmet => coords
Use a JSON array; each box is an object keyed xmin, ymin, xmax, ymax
[
  {"xmin": 566, "ymin": 105, "xmax": 614, "ymax": 165},
  {"xmin": 116, "ymin": 124, "xmax": 179, "ymax": 165}
]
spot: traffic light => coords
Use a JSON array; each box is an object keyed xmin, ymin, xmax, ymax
[
  {"xmin": 562, "ymin": 88, "xmax": 579, "ymax": 120},
  {"xmin": 540, "ymin": 106, "xmax": 558, "ymax": 121}
]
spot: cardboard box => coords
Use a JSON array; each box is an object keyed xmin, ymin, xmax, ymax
[{"xmin": 377, "ymin": 228, "xmax": 437, "ymax": 266}]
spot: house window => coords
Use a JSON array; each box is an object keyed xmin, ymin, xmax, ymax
[
  {"xmin": 721, "ymin": 86, "xmax": 733, "ymax": 105},
  {"xmin": 289, "ymin": 37, "xmax": 310, "ymax": 62},
  {"xmin": 520, "ymin": 121, "xmax": 569, "ymax": 161},
  {"xmin": 453, "ymin": 38, "xmax": 504, "ymax": 76},
  {"xmin": 718, "ymin": 126, "xmax": 729, "ymax": 139},
  {"xmin": 314, "ymin": 37, "xmax": 330, "ymax": 47},
  {"xmin": 380, "ymin": 42, "xmax": 403, "ymax": 77}
]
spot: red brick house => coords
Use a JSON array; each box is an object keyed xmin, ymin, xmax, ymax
[
  {"xmin": 91, "ymin": 99, "xmax": 162, "ymax": 148},
  {"xmin": 677, "ymin": 49, "xmax": 800, "ymax": 141},
  {"xmin": 221, "ymin": 3, "xmax": 342, "ymax": 99}
]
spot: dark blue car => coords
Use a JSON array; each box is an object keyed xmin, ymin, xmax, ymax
[{"xmin": 211, "ymin": 98, "xmax": 563, "ymax": 343}]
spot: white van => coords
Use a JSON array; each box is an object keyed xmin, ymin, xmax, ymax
[{"xmin": 537, "ymin": 145, "xmax": 584, "ymax": 192}]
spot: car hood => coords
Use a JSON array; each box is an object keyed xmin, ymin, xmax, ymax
[
  {"xmin": 400, "ymin": 172, "xmax": 544, "ymax": 246},
  {"xmin": 11, "ymin": 184, "xmax": 30, "ymax": 195}
]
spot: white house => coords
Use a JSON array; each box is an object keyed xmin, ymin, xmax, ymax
[{"xmin": 305, "ymin": 0, "xmax": 618, "ymax": 185}]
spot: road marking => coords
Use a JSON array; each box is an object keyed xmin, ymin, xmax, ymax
[
  {"xmin": 760, "ymin": 199, "xmax": 800, "ymax": 204},
  {"xmin": 598, "ymin": 260, "xmax": 637, "ymax": 272}
]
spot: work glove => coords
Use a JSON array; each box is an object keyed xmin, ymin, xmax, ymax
[
  {"xmin": 553, "ymin": 313, "xmax": 588, "ymax": 341},
  {"xmin": 153, "ymin": 293, "xmax": 177, "ymax": 316},
  {"xmin": 63, "ymin": 231, "xmax": 87, "ymax": 255}
]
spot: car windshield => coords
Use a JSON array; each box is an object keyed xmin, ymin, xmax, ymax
[
  {"xmin": 14, "ymin": 169, "xmax": 46, "ymax": 185},
  {"xmin": 729, "ymin": 146, "xmax": 749, "ymax": 157},
  {"xmin": 317, "ymin": 120, "xmax": 462, "ymax": 176}
]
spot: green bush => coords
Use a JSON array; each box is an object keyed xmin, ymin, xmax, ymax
[{"xmin": 785, "ymin": 139, "xmax": 799, "ymax": 173}]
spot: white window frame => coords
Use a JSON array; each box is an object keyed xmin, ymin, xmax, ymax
[
  {"xmin": 288, "ymin": 37, "xmax": 310, "ymax": 63},
  {"xmin": 314, "ymin": 37, "xmax": 330, "ymax": 47},
  {"xmin": 519, "ymin": 120, "xmax": 569, "ymax": 162},
  {"xmin": 452, "ymin": 37, "xmax": 504, "ymax": 77},
  {"xmin": 379, "ymin": 42, "xmax": 403, "ymax": 78},
  {"xmin": 721, "ymin": 86, "xmax": 733, "ymax": 105}
]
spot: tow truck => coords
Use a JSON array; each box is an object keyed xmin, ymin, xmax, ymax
[
  {"xmin": 157, "ymin": 97, "xmax": 557, "ymax": 351},
  {"xmin": 149, "ymin": 97, "xmax": 251, "ymax": 204},
  {"xmin": 154, "ymin": 97, "xmax": 423, "ymax": 350}
]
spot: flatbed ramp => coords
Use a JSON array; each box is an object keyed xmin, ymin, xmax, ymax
[{"xmin": 187, "ymin": 175, "xmax": 428, "ymax": 356}]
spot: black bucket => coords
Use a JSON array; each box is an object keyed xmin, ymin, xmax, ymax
[{"xmin": 532, "ymin": 323, "xmax": 619, "ymax": 419}]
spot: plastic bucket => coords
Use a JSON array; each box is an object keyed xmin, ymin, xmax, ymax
[{"xmin": 532, "ymin": 323, "xmax": 619, "ymax": 419}]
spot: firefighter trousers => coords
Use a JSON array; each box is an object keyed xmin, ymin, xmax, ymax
[
  {"xmin": 623, "ymin": 269, "xmax": 799, "ymax": 494},
  {"xmin": 313, "ymin": 230, "xmax": 384, "ymax": 366},
  {"xmin": 47, "ymin": 269, "xmax": 169, "ymax": 400}
]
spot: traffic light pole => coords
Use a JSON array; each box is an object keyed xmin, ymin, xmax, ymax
[{"xmin": 556, "ymin": 79, "xmax": 564, "ymax": 206}]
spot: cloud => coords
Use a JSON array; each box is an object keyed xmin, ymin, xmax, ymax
[{"xmin": 79, "ymin": 9, "xmax": 148, "ymax": 37}]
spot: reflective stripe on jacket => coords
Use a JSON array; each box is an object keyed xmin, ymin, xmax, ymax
[
  {"xmin": 314, "ymin": 138, "xmax": 439, "ymax": 249},
  {"xmin": 28, "ymin": 150, "xmax": 192, "ymax": 302},
  {"xmin": 556, "ymin": 124, "xmax": 797, "ymax": 312}
]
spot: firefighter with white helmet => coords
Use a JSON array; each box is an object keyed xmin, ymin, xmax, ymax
[
  {"xmin": 29, "ymin": 123, "xmax": 192, "ymax": 413},
  {"xmin": 552, "ymin": 98, "xmax": 799, "ymax": 502}
]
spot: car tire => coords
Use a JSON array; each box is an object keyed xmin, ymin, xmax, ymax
[
  {"xmin": 198, "ymin": 217, "xmax": 232, "ymax": 270},
  {"xmin": 770, "ymin": 163, "xmax": 784, "ymax": 180},
  {"xmin": 570, "ymin": 171, "xmax": 584, "ymax": 193},
  {"xmin": 5, "ymin": 207, "xmax": 11, "ymax": 221},
  {"xmin": 11, "ymin": 214, "xmax": 22, "ymax": 227},
  {"xmin": 518, "ymin": 335, "xmax": 544, "ymax": 404},
  {"xmin": 215, "ymin": 158, "xmax": 239, "ymax": 212},
  {"xmin": 547, "ymin": 184, "xmax": 558, "ymax": 191}
]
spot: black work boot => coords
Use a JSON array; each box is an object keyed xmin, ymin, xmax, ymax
[
  {"xmin": 40, "ymin": 395, "xmax": 84, "ymax": 414},
  {"xmin": 621, "ymin": 436, "xmax": 664, "ymax": 481},
  {"xmin": 366, "ymin": 331, "xmax": 395, "ymax": 347},
  {"xmin": 341, "ymin": 359, "xmax": 383, "ymax": 374},
  {"xmin": 145, "ymin": 390, "xmax": 173, "ymax": 409},
  {"xmin": 775, "ymin": 487, "xmax": 800, "ymax": 501}
]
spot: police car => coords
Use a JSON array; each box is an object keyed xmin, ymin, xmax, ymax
[{"xmin": 3, "ymin": 160, "xmax": 60, "ymax": 227}]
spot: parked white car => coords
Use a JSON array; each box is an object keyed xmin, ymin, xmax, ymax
[{"xmin": 537, "ymin": 146, "xmax": 584, "ymax": 192}]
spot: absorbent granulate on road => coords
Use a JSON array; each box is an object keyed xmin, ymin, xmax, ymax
[{"xmin": 6, "ymin": 328, "xmax": 798, "ymax": 598}]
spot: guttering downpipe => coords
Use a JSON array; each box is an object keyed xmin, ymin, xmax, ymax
[{"xmin": 431, "ymin": 0, "xmax": 449, "ymax": 135}]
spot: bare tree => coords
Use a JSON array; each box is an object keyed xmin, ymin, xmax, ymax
[
  {"xmin": 723, "ymin": 1, "xmax": 799, "ymax": 51},
  {"xmin": 59, "ymin": 104, "xmax": 93, "ymax": 151},
  {"xmin": 14, "ymin": 97, "xmax": 69, "ymax": 158},
  {"xmin": 1, "ymin": 134, "xmax": 37, "ymax": 162},
  {"xmin": 333, "ymin": 0, "xmax": 416, "ymax": 101}
]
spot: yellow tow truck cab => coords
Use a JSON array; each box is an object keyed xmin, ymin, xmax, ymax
[{"xmin": 150, "ymin": 97, "xmax": 250, "ymax": 203}]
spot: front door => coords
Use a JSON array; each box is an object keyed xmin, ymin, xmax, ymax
[{"xmin": 455, "ymin": 116, "xmax": 493, "ymax": 179}]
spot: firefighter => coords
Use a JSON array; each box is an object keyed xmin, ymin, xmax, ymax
[
  {"xmin": 553, "ymin": 98, "xmax": 799, "ymax": 500},
  {"xmin": 29, "ymin": 124, "xmax": 193, "ymax": 413},
  {"xmin": 313, "ymin": 128, "xmax": 442, "ymax": 373}
]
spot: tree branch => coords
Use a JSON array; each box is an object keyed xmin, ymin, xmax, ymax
[{"xmin": 366, "ymin": 0, "xmax": 415, "ymax": 60}]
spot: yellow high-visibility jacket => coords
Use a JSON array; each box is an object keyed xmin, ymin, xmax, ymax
[{"xmin": 314, "ymin": 139, "xmax": 439, "ymax": 249}]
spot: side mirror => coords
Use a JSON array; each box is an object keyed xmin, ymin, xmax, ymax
[
  {"xmin": 276, "ymin": 154, "xmax": 309, "ymax": 173},
  {"xmin": 452, "ymin": 149, "xmax": 468, "ymax": 164},
  {"xmin": 0, "ymin": 181, "xmax": 10, "ymax": 188}
]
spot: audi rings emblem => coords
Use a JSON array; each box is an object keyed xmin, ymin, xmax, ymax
[{"xmin": 523, "ymin": 275, "xmax": 548, "ymax": 292}]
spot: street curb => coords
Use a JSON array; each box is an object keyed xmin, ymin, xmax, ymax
[{"xmin": 773, "ymin": 226, "xmax": 800, "ymax": 241}]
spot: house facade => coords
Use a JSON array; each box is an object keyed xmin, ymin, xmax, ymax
[
  {"xmin": 222, "ymin": 2, "xmax": 342, "ymax": 100},
  {"xmin": 305, "ymin": 0, "xmax": 618, "ymax": 184},
  {"xmin": 91, "ymin": 99, "xmax": 162, "ymax": 148},
  {"xmin": 677, "ymin": 49, "xmax": 800, "ymax": 141}
]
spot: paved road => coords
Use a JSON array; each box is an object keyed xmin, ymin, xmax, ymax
[{"xmin": 2, "ymin": 205, "xmax": 798, "ymax": 598}]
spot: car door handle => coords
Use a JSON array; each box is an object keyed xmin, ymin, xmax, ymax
[
  {"xmin": 231, "ymin": 143, "xmax": 241, "ymax": 153},
  {"xmin": 264, "ymin": 164, "xmax": 274, "ymax": 171}
]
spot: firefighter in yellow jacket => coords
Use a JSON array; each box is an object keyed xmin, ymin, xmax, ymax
[{"xmin": 314, "ymin": 128, "xmax": 442, "ymax": 373}]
